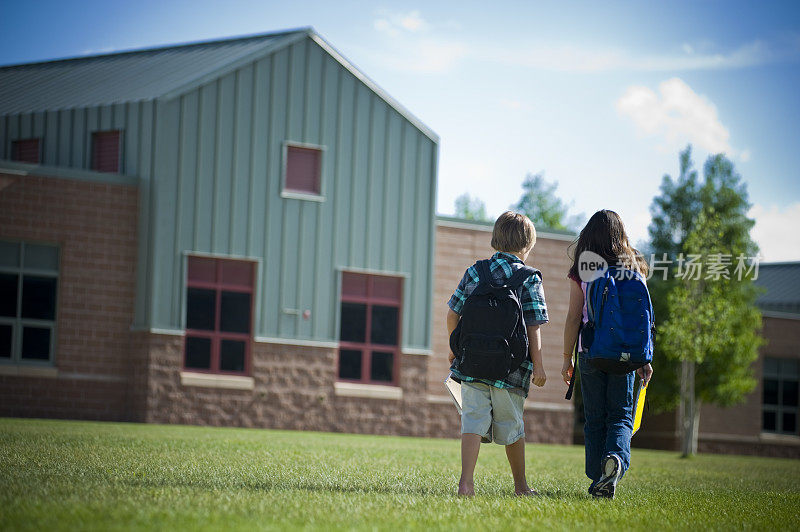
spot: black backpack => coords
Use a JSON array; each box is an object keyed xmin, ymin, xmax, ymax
[{"xmin": 449, "ymin": 259, "xmax": 538, "ymax": 381}]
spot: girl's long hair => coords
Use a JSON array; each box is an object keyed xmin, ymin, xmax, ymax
[{"xmin": 568, "ymin": 210, "xmax": 649, "ymax": 279}]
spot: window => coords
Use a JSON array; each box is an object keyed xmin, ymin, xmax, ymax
[
  {"xmin": 11, "ymin": 138, "xmax": 40, "ymax": 163},
  {"xmin": 763, "ymin": 357, "xmax": 799, "ymax": 435},
  {"xmin": 91, "ymin": 130, "xmax": 121, "ymax": 173},
  {"xmin": 184, "ymin": 256, "xmax": 255, "ymax": 375},
  {"xmin": 284, "ymin": 143, "xmax": 322, "ymax": 196},
  {"xmin": 338, "ymin": 272, "xmax": 402, "ymax": 385},
  {"xmin": 0, "ymin": 241, "xmax": 59, "ymax": 364}
]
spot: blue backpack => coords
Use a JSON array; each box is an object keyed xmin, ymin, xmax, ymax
[{"xmin": 580, "ymin": 267, "xmax": 655, "ymax": 374}]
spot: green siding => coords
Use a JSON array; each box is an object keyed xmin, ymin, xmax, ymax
[
  {"xmin": 144, "ymin": 36, "xmax": 437, "ymax": 350},
  {"xmin": 1, "ymin": 101, "xmax": 151, "ymax": 177}
]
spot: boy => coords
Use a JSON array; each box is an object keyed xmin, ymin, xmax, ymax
[{"xmin": 447, "ymin": 211, "xmax": 548, "ymax": 497}]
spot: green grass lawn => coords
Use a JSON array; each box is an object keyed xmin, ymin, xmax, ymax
[{"xmin": 1, "ymin": 418, "xmax": 798, "ymax": 531}]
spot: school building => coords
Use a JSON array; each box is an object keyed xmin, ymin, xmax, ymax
[
  {"xmin": 1, "ymin": 28, "xmax": 796, "ymax": 457},
  {"xmin": 0, "ymin": 28, "xmax": 575, "ymax": 442},
  {"xmin": 637, "ymin": 262, "xmax": 800, "ymax": 458}
]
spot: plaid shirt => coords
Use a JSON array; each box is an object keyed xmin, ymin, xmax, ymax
[{"xmin": 448, "ymin": 252, "xmax": 549, "ymax": 396}]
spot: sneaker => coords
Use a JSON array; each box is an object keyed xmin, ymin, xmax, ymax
[{"xmin": 592, "ymin": 454, "xmax": 621, "ymax": 498}]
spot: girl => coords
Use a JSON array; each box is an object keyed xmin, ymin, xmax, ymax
[{"xmin": 561, "ymin": 210, "xmax": 654, "ymax": 498}]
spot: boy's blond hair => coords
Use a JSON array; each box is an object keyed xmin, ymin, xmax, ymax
[{"xmin": 491, "ymin": 211, "xmax": 536, "ymax": 254}]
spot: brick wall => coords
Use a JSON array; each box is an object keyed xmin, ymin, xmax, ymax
[
  {"xmin": 0, "ymin": 172, "xmax": 138, "ymax": 420},
  {"xmin": 138, "ymin": 334, "xmax": 434, "ymax": 436}
]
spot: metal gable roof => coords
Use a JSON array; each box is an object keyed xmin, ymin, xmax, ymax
[
  {"xmin": 0, "ymin": 28, "xmax": 439, "ymax": 143},
  {"xmin": 0, "ymin": 29, "xmax": 307, "ymax": 115},
  {"xmin": 754, "ymin": 262, "xmax": 800, "ymax": 316}
]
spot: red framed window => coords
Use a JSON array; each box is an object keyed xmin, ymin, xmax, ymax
[
  {"xmin": 338, "ymin": 272, "xmax": 402, "ymax": 385},
  {"xmin": 91, "ymin": 130, "xmax": 121, "ymax": 173},
  {"xmin": 285, "ymin": 144, "xmax": 322, "ymax": 195},
  {"xmin": 184, "ymin": 256, "xmax": 255, "ymax": 375},
  {"xmin": 11, "ymin": 138, "xmax": 40, "ymax": 163}
]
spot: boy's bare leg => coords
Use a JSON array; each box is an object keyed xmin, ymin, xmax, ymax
[
  {"xmin": 505, "ymin": 437, "xmax": 536, "ymax": 495},
  {"xmin": 458, "ymin": 433, "xmax": 482, "ymax": 496}
]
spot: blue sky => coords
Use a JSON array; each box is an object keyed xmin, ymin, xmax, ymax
[{"xmin": 3, "ymin": 0, "xmax": 799, "ymax": 260}]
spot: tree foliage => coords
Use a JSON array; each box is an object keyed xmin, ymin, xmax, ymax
[
  {"xmin": 647, "ymin": 146, "xmax": 763, "ymax": 454},
  {"xmin": 454, "ymin": 193, "xmax": 490, "ymax": 222},
  {"xmin": 510, "ymin": 173, "xmax": 583, "ymax": 231},
  {"xmin": 660, "ymin": 209, "xmax": 763, "ymax": 404}
]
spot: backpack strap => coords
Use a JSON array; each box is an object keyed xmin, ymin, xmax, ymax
[
  {"xmin": 507, "ymin": 265, "xmax": 539, "ymax": 289},
  {"xmin": 476, "ymin": 259, "xmax": 493, "ymax": 285}
]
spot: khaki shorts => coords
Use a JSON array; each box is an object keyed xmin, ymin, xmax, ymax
[{"xmin": 461, "ymin": 381, "xmax": 525, "ymax": 445}]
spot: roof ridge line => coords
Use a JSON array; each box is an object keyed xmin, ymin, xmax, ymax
[{"xmin": 0, "ymin": 27, "xmax": 313, "ymax": 70}]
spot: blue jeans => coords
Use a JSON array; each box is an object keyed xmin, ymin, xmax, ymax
[{"xmin": 579, "ymin": 354, "xmax": 635, "ymax": 483}]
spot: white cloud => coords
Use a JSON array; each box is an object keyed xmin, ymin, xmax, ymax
[
  {"xmin": 369, "ymin": 10, "xmax": 465, "ymax": 73},
  {"xmin": 374, "ymin": 10, "xmax": 429, "ymax": 37},
  {"xmin": 476, "ymin": 38, "xmax": 799, "ymax": 73},
  {"xmin": 79, "ymin": 46, "xmax": 117, "ymax": 56},
  {"xmin": 365, "ymin": 38, "xmax": 466, "ymax": 74},
  {"xmin": 740, "ymin": 149, "xmax": 752, "ymax": 162},
  {"xmin": 748, "ymin": 203, "xmax": 800, "ymax": 262},
  {"xmin": 616, "ymin": 78, "xmax": 733, "ymax": 155}
]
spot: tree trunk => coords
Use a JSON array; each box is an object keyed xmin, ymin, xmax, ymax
[{"xmin": 680, "ymin": 360, "xmax": 699, "ymax": 457}]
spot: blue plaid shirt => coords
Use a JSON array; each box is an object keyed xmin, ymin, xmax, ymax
[{"xmin": 448, "ymin": 252, "xmax": 549, "ymax": 396}]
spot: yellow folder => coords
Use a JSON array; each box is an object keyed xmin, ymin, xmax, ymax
[{"xmin": 632, "ymin": 380, "xmax": 647, "ymax": 435}]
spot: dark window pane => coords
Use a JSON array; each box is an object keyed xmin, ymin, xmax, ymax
[
  {"xmin": 340, "ymin": 303, "xmax": 366, "ymax": 342},
  {"xmin": 763, "ymin": 410, "xmax": 776, "ymax": 431},
  {"xmin": 186, "ymin": 288, "xmax": 216, "ymax": 330},
  {"xmin": 783, "ymin": 412, "xmax": 796, "ymax": 434},
  {"xmin": 12, "ymin": 138, "xmax": 40, "ymax": 163},
  {"xmin": 24, "ymin": 244, "xmax": 59, "ymax": 271},
  {"xmin": 0, "ymin": 273, "xmax": 18, "ymax": 317},
  {"xmin": 763, "ymin": 379, "xmax": 779, "ymax": 405},
  {"xmin": 21, "ymin": 326, "xmax": 50, "ymax": 360},
  {"xmin": 371, "ymin": 305, "xmax": 398, "ymax": 345},
  {"xmin": 783, "ymin": 380, "xmax": 798, "ymax": 408},
  {"xmin": 763, "ymin": 357, "xmax": 779, "ymax": 377},
  {"xmin": 21, "ymin": 276, "xmax": 57, "ymax": 320},
  {"xmin": 91, "ymin": 130, "xmax": 120, "ymax": 173},
  {"xmin": 370, "ymin": 351, "xmax": 394, "ymax": 382},
  {"xmin": 0, "ymin": 324, "xmax": 11, "ymax": 357},
  {"xmin": 782, "ymin": 359, "xmax": 799, "ymax": 377},
  {"xmin": 220, "ymin": 340, "xmax": 246, "ymax": 372},
  {"xmin": 185, "ymin": 336, "xmax": 211, "ymax": 369},
  {"xmin": 0, "ymin": 241, "xmax": 20, "ymax": 268},
  {"xmin": 339, "ymin": 349, "xmax": 362, "ymax": 380},
  {"xmin": 220, "ymin": 291, "xmax": 251, "ymax": 333},
  {"xmin": 285, "ymin": 145, "xmax": 321, "ymax": 194}
]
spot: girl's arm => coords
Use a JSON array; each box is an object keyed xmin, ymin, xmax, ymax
[{"xmin": 561, "ymin": 280, "xmax": 584, "ymax": 384}]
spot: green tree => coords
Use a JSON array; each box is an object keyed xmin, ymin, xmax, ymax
[
  {"xmin": 454, "ymin": 193, "xmax": 490, "ymax": 222},
  {"xmin": 648, "ymin": 146, "xmax": 763, "ymax": 456},
  {"xmin": 510, "ymin": 173, "xmax": 583, "ymax": 231}
]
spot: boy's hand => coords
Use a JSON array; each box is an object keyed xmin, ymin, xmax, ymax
[
  {"xmin": 532, "ymin": 366, "xmax": 546, "ymax": 387},
  {"xmin": 448, "ymin": 352, "xmax": 455, "ymax": 364}
]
